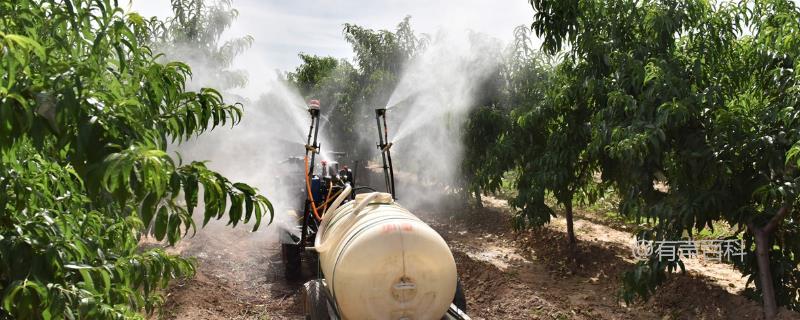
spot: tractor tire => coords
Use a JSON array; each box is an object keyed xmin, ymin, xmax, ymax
[
  {"xmin": 281, "ymin": 243, "xmax": 302, "ymax": 281},
  {"xmin": 303, "ymin": 280, "xmax": 330, "ymax": 320},
  {"xmin": 453, "ymin": 279, "xmax": 467, "ymax": 312}
]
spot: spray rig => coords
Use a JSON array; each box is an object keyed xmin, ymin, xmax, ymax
[{"xmin": 278, "ymin": 100, "xmax": 469, "ymax": 320}]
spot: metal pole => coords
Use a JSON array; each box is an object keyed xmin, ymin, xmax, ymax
[
  {"xmin": 375, "ymin": 109, "xmax": 391, "ymax": 194},
  {"xmin": 302, "ymin": 105, "xmax": 321, "ymax": 247},
  {"xmin": 351, "ymin": 160, "xmax": 359, "ymax": 200},
  {"xmin": 309, "ymin": 113, "xmax": 320, "ymax": 176},
  {"xmin": 381, "ymin": 114, "xmax": 396, "ymax": 199}
]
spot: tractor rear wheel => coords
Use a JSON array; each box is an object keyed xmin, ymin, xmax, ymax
[
  {"xmin": 453, "ymin": 279, "xmax": 467, "ymax": 312},
  {"xmin": 303, "ymin": 280, "xmax": 330, "ymax": 320},
  {"xmin": 281, "ymin": 242, "xmax": 302, "ymax": 281}
]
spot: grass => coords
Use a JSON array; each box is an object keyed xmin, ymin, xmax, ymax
[
  {"xmin": 578, "ymin": 191, "xmax": 736, "ymax": 240},
  {"xmin": 489, "ymin": 177, "xmax": 738, "ymax": 242},
  {"xmin": 490, "ymin": 171, "xmax": 520, "ymax": 201},
  {"xmin": 693, "ymin": 223, "xmax": 736, "ymax": 240}
]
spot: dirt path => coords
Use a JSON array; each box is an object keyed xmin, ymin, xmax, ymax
[
  {"xmin": 154, "ymin": 196, "xmax": 800, "ymax": 320},
  {"xmin": 421, "ymin": 197, "xmax": 797, "ymax": 320},
  {"xmin": 151, "ymin": 224, "xmax": 304, "ymax": 320}
]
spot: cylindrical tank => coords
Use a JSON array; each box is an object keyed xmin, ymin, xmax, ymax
[{"xmin": 315, "ymin": 192, "xmax": 457, "ymax": 320}]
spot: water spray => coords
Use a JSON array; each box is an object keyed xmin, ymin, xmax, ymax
[{"xmin": 375, "ymin": 108, "xmax": 396, "ymax": 199}]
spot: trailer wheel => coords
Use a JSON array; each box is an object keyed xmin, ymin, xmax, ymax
[
  {"xmin": 281, "ymin": 243, "xmax": 302, "ymax": 281},
  {"xmin": 303, "ymin": 280, "xmax": 330, "ymax": 320},
  {"xmin": 453, "ymin": 279, "xmax": 467, "ymax": 312}
]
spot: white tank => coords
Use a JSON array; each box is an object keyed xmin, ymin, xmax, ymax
[{"xmin": 315, "ymin": 192, "xmax": 457, "ymax": 320}]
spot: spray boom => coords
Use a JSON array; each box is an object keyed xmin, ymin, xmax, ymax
[
  {"xmin": 306, "ymin": 100, "xmax": 321, "ymax": 165},
  {"xmin": 375, "ymin": 108, "xmax": 396, "ymax": 199}
]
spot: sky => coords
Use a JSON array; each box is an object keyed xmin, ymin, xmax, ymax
[{"xmin": 128, "ymin": 0, "xmax": 535, "ymax": 98}]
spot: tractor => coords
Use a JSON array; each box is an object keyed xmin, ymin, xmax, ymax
[{"xmin": 279, "ymin": 100, "xmax": 469, "ymax": 320}]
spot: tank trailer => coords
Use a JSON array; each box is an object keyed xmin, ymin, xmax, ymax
[{"xmin": 279, "ymin": 100, "xmax": 469, "ymax": 320}]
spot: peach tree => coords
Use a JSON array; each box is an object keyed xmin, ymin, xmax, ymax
[
  {"xmin": 530, "ymin": 0, "xmax": 800, "ymax": 318},
  {"xmin": 0, "ymin": 0, "xmax": 271, "ymax": 318}
]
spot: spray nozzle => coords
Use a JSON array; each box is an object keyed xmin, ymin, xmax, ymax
[
  {"xmin": 308, "ymin": 99, "xmax": 321, "ymax": 115},
  {"xmin": 305, "ymin": 144, "xmax": 319, "ymax": 153},
  {"xmin": 375, "ymin": 108, "xmax": 386, "ymax": 116},
  {"xmin": 381, "ymin": 142, "xmax": 393, "ymax": 152}
]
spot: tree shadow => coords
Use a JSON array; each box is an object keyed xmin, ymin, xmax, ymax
[{"xmin": 517, "ymin": 226, "xmax": 775, "ymax": 320}]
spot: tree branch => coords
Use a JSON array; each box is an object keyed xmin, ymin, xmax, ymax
[{"xmin": 764, "ymin": 202, "xmax": 792, "ymax": 234}]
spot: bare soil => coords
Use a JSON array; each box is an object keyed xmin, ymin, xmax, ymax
[
  {"xmin": 149, "ymin": 225, "xmax": 304, "ymax": 320},
  {"xmin": 152, "ymin": 196, "xmax": 800, "ymax": 320}
]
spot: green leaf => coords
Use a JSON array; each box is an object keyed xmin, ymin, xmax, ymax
[
  {"xmin": 787, "ymin": 143, "xmax": 800, "ymax": 166},
  {"xmin": 154, "ymin": 206, "xmax": 168, "ymax": 241},
  {"xmin": 140, "ymin": 193, "xmax": 158, "ymax": 229},
  {"xmin": 79, "ymin": 269, "xmax": 95, "ymax": 292},
  {"xmin": 167, "ymin": 212, "xmax": 181, "ymax": 245},
  {"xmin": 183, "ymin": 173, "xmax": 198, "ymax": 214}
]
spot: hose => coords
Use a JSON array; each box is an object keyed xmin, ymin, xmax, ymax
[
  {"xmin": 352, "ymin": 192, "xmax": 380, "ymax": 217},
  {"xmin": 315, "ymin": 192, "xmax": 381, "ymax": 254},
  {"xmin": 321, "ymin": 188, "xmax": 343, "ymax": 210},
  {"xmin": 321, "ymin": 181, "xmax": 334, "ymax": 211},
  {"xmin": 315, "ymin": 184, "xmax": 352, "ymax": 253},
  {"xmin": 304, "ymin": 155, "xmax": 321, "ymax": 220},
  {"xmin": 352, "ymin": 186, "xmax": 377, "ymax": 193},
  {"xmin": 324, "ymin": 184, "xmax": 352, "ymax": 217}
]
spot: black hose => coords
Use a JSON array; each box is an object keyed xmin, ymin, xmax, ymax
[{"xmin": 352, "ymin": 186, "xmax": 378, "ymax": 193}]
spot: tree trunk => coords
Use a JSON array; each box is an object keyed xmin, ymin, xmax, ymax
[
  {"xmin": 459, "ymin": 186, "xmax": 469, "ymax": 209},
  {"xmin": 753, "ymin": 227, "xmax": 778, "ymax": 320},
  {"xmin": 474, "ymin": 189, "xmax": 483, "ymax": 208},
  {"xmin": 565, "ymin": 201, "xmax": 576, "ymax": 247},
  {"xmin": 748, "ymin": 204, "xmax": 791, "ymax": 320}
]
